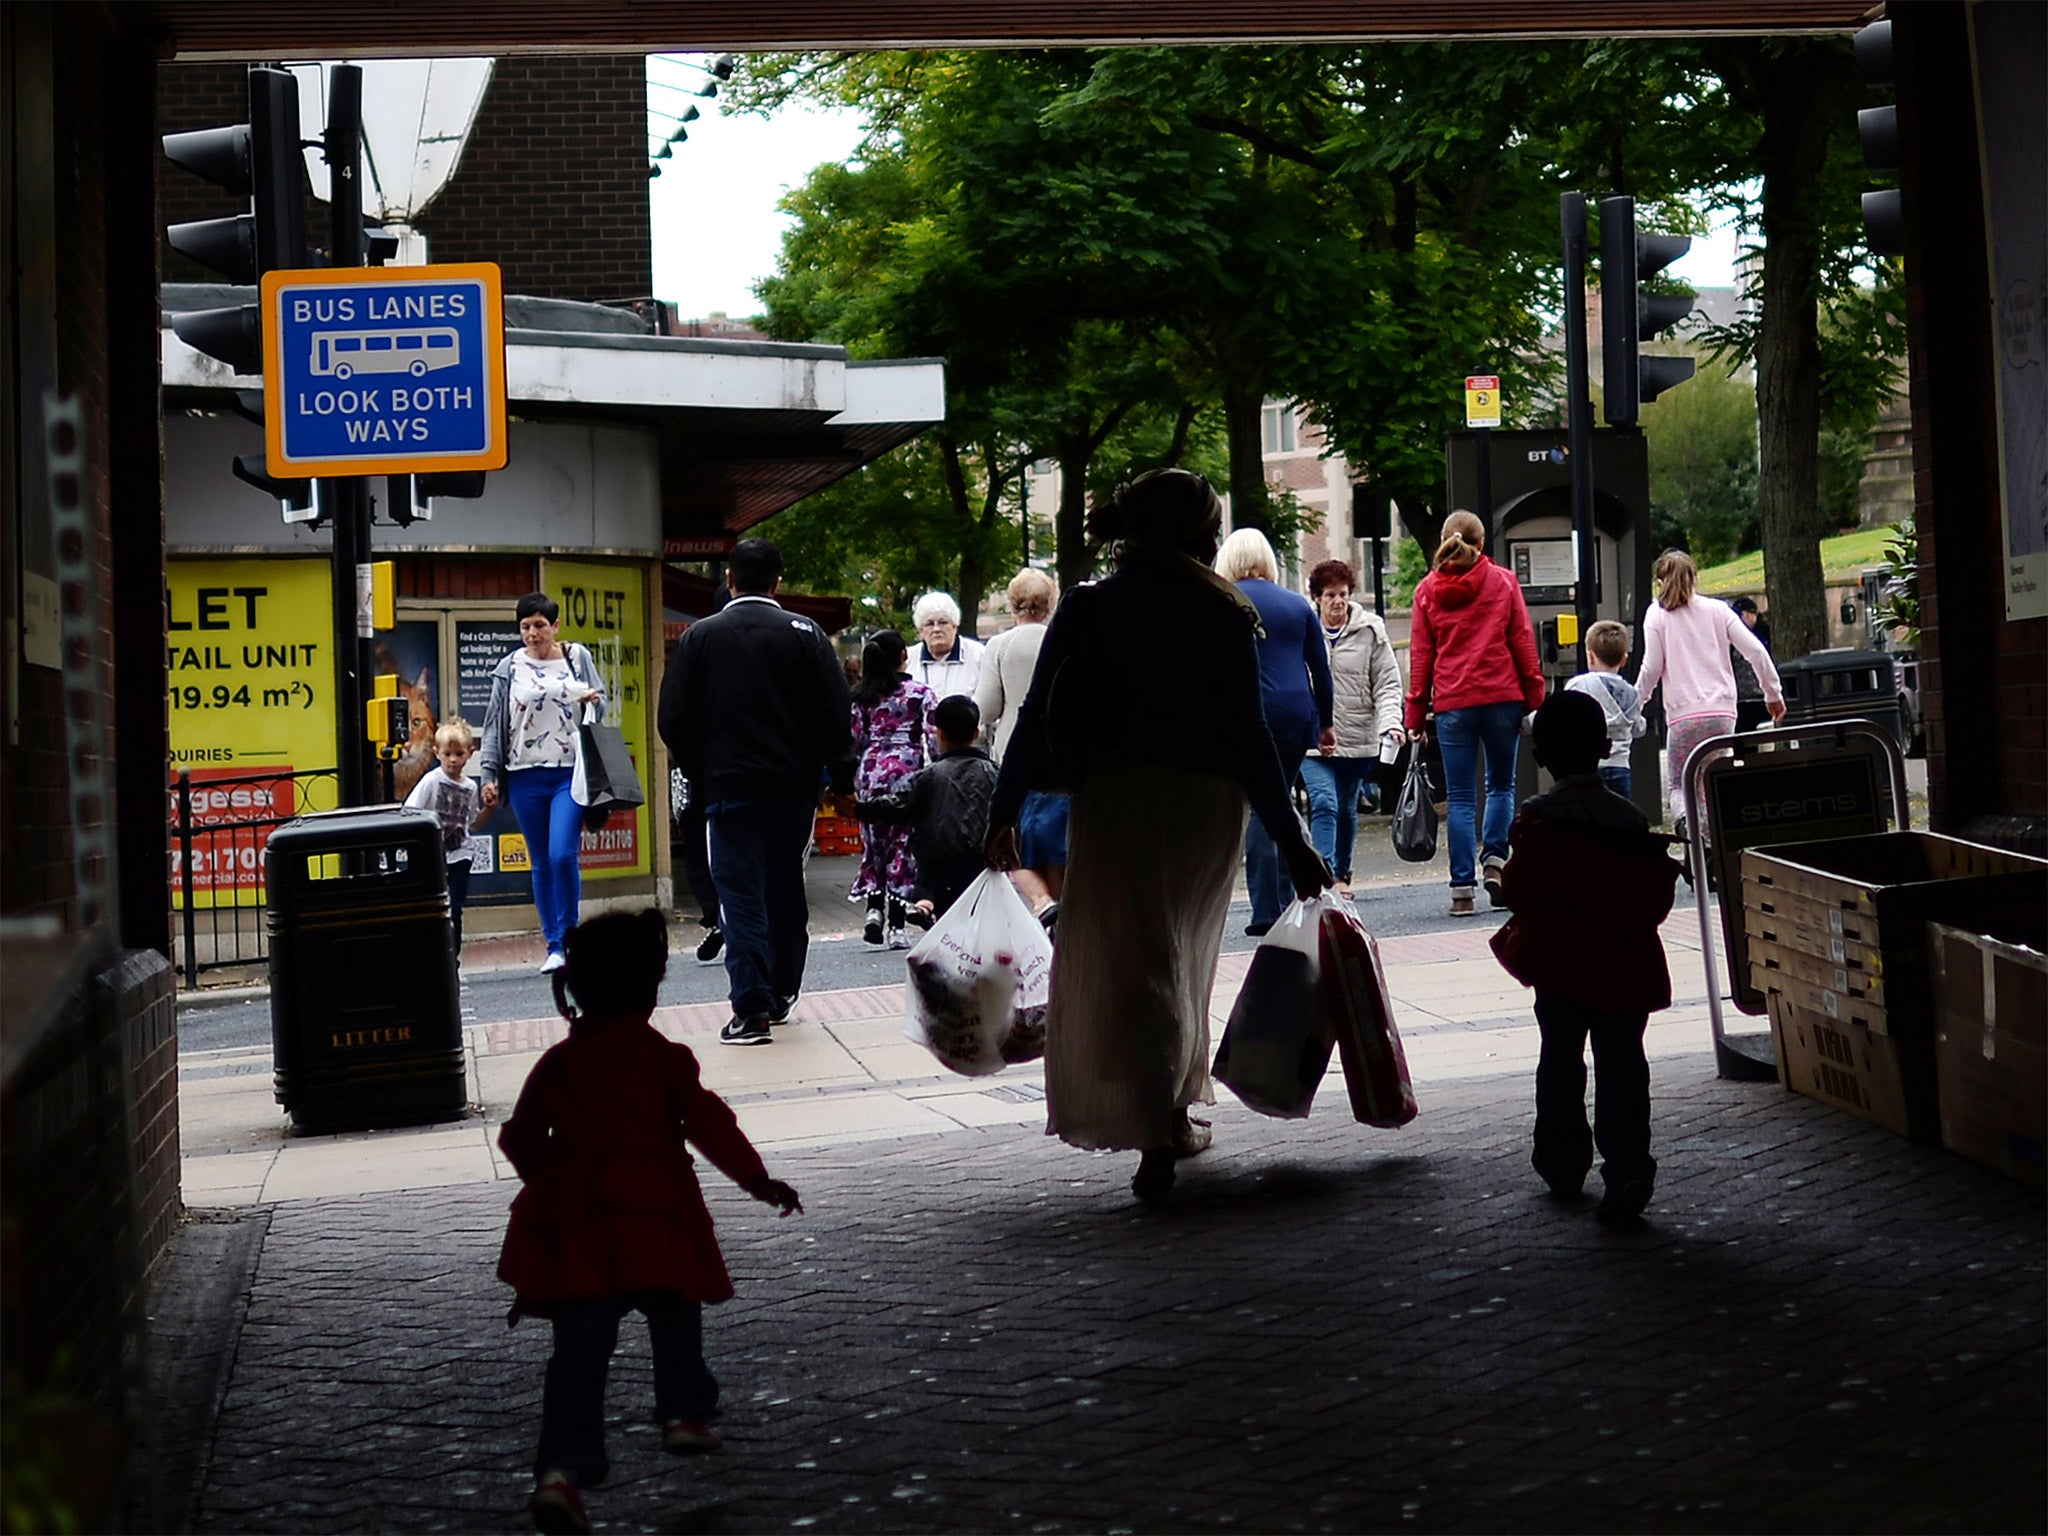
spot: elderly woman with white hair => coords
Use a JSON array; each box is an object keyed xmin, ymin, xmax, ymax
[
  {"xmin": 1216, "ymin": 528, "xmax": 1334, "ymax": 936},
  {"xmin": 907, "ymin": 591, "xmax": 986, "ymax": 703}
]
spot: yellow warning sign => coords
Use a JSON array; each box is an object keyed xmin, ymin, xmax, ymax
[{"xmin": 1465, "ymin": 375, "xmax": 1502, "ymax": 429}]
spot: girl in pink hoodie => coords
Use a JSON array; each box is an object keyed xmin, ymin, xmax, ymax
[{"xmin": 1633, "ymin": 550, "xmax": 1784, "ymax": 831}]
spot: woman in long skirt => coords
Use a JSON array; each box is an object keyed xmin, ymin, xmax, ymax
[{"xmin": 986, "ymin": 470, "xmax": 1330, "ymax": 1201}]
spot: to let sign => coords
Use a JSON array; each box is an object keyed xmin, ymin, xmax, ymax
[
  {"xmin": 259, "ymin": 262, "xmax": 507, "ymax": 478},
  {"xmin": 1464, "ymin": 375, "xmax": 1501, "ymax": 428}
]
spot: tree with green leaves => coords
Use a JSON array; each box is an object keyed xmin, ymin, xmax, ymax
[
  {"xmin": 1685, "ymin": 38, "xmax": 1907, "ymax": 658},
  {"xmin": 1641, "ymin": 357, "xmax": 1760, "ymax": 567}
]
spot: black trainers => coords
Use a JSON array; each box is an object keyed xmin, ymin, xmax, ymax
[
  {"xmin": 863, "ymin": 912, "xmax": 884, "ymax": 949},
  {"xmin": 769, "ymin": 993, "xmax": 798, "ymax": 1025},
  {"xmin": 719, "ymin": 1016, "xmax": 772, "ymax": 1048},
  {"xmin": 695, "ymin": 925, "xmax": 724, "ymax": 965},
  {"xmin": 1596, "ymin": 1177, "xmax": 1654, "ymax": 1224}
]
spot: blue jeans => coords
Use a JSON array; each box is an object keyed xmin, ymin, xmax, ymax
[
  {"xmin": 705, "ymin": 797, "xmax": 815, "ymax": 1021},
  {"xmin": 1301, "ymin": 755, "xmax": 1374, "ymax": 883},
  {"xmin": 1597, "ymin": 765, "xmax": 1632, "ymax": 802},
  {"xmin": 1016, "ymin": 791, "xmax": 1070, "ymax": 869},
  {"xmin": 1244, "ymin": 744, "xmax": 1308, "ymax": 928},
  {"xmin": 507, "ymin": 766, "xmax": 582, "ymax": 951},
  {"xmin": 535, "ymin": 1294, "xmax": 716, "ymax": 1484},
  {"xmin": 1435, "ymin": 701, "xmax": 1523, "ymax": 891}
]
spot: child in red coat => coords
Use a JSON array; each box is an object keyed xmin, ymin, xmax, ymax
[
  {"xmin": 498, "ymin": 909, "xmax": 801, "ymax": 1535},
  {"xmin": 1490, "ymin": 692, "xmax": 1681, "ymax": 1224}
]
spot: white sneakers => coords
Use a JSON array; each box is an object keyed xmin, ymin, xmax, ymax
[{"xmin": 540, "ymin": 951, "xmax": 566, "ymax": 974}]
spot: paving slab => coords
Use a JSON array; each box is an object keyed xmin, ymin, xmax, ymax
[{"xmin": 179, "ymin": 1054, "xmax": 2044, "ymax": 1535}]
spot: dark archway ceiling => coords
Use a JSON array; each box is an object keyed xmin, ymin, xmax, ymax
[{"xmin": 129, "ymin": 1, "xmax": 1873, "ymax": 60}]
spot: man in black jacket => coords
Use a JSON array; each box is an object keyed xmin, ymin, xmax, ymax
[{"xmin": 658, "ymin": 538, "xmax": 856, "ymax": 1046}]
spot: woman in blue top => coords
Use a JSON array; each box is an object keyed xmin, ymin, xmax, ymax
[{"xmin": 1216, "ymin": 528, "xmax": 1335, "ymax": 934}]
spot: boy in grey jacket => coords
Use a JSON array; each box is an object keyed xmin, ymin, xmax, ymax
[{"xmin": 857, "ymin": 696, "xmax": 998, "ymax": 921}]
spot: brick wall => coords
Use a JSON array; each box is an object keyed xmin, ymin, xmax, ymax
[
  {"xmin": 414, "ymin": 56, "xmax": 652, "ymax": 301},
  {"xmin": 1899, "ymin": 1, "xmax": 2048, "ymax": 843},
  {"xmin": 160, "ymin": 55, "xmax": 653, "ymax": 302},
  {"xmin": 4, "ymin": 15, "xmax": 182, "ymax": 1529}
]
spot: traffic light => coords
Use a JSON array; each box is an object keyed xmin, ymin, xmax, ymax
[
  {"xmin": 383, "ymin": 471, "xmax": 487, "ymax": 527},
  {"xmin": 1599, "ymin": 195, "xmax": 1696, "ymax": 425},
  {"xmin": 162, "ymin": 66, "xmax": 307, "ymax": 373},
  {"xmin": 1855, "ymin": 20, "xmax": 1903, "ymax": 256}
]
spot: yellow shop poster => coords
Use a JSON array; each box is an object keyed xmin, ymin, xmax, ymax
[{"xmin": 167, "ymin": 557, "xmax": 337, "ymax": 902}]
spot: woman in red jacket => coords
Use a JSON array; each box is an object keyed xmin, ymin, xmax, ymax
[
  {"xmin": 498, "ymin": 909, "xmax": 802, "ymax": 1535},
  {"xmin": 1403, "ymin": 511, "xmax": 1546, "ymax": 915}
]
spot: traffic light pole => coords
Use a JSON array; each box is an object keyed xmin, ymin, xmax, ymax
[
  {"xmin": 1560, "ymin": 192, "xmax": 1599, "ymax": 648},
  {"xmin": 324, "ymin": 64, "xmax": 378, "ymax": 807}
]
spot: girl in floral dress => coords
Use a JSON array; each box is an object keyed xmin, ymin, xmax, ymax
[{"xmin": 850, "ymin": 631, "xmax": 936, "ymax": 949}]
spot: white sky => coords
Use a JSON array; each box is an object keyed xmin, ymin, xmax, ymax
[
  {"xmin": 647, "ymin": 58, "xmax": 868, "ymax": 319},
  {"xmin": 646, "ymin": 56, "xmax": 1745, "ymax": 321}
]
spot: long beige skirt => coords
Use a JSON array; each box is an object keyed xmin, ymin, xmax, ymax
[{"xmin": 1044, "ymin": 759, "xmax": 1248, "ymax": 1152}]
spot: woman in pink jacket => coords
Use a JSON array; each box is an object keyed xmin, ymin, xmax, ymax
[
  {"xmin": 1633, "ymin": 550, "xmax": 1785, "ymax": 835},
  {"xmin": 1403, "ymin": 511, "xmax": 1546, "ymax": 915}
]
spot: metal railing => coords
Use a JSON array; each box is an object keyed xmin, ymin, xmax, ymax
[{"xmin": 170, "ymin": 766, "xmax": 342, "ymax": 987}]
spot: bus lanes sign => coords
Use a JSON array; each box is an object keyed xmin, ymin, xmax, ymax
[{"xmin": 259, "ymin": 262, "xmax": 507, "ymax": 478}]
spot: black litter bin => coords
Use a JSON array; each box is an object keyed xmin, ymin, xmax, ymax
[
  {"xmin": 1776, "ymin": 648, "xmax": 1903, "ymax": 750},
  {"xmin": 266, "ymin": 806, "xmax": 465, "ymax": 1133}
]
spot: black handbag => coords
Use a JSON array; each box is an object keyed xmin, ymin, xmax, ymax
[
  {"xmin": 574, "ymin": 715, "xmax": 645, "ymax": 832},
  {"xmin": 1391, "ymin": 740, "xmax": 1439, "ymax": 863}
]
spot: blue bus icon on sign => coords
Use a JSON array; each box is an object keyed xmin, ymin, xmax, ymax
[
  {"xmin": 311, "ymin": 327, "xmax": 461, "ymax": 380},
  {"xmin": 262, "ymin": 262, "xmax": 507, "ymax": 477}
]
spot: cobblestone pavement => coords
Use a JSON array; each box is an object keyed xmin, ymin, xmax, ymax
[{"xmin": 182, "ymin": 1050, "xmax": 2044, "ymax": 1536}]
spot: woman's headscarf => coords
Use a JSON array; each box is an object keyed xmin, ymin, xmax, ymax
[{"xmin": 1086, "ymin": 469, "xmax": 1262, "ymax": 630}]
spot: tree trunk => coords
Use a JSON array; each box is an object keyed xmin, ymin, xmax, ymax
[
  {"xmin": 1223, "ymin": 384, "xmax": 1270, "ymax": 532},
  {"xmin": 955, "ymin": 439, "xmax": 1014, "ymax": 639},
  {"xmin": 1750, "ymin": 45, "xmax": 1853, "ymax": 662},
  {"xmin": 938, "ymin": 435, "xmax": 985, "ymax": 638}
]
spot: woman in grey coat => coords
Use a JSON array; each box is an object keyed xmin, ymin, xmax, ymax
[
  {"xmin": 476, "ymin": 592, "xmax": 606, "ymax": 972},
  {"xmin": 1301, "ymin": 559, "xmax": 1405, "ymax": 894}
]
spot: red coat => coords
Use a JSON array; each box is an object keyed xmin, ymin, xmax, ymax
[
  {"xmin": 1403, "ymin": 556, "xmax": 1546, "ymax": 732},
  {"xmin": 497, "ymin": 1016, "xmax": 769, "ymax": 1312},
  {"xmin": 1489, "ymin": 796, "xmax": 1680, "ymax": 1014}
]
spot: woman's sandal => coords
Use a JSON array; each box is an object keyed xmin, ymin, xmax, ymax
[{"xmin": 1171, "ymin": 1110, "xmax": 1213, "ymax": 1159}]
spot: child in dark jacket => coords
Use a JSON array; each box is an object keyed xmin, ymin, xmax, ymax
[
  {"xmin": 856, "ymin": 695, "xmax": 999, "ymax": 921},
  {"xmin": 1490, "ymin": 692, "xmax": 1681, "ymax": 1223},
  {"xmin": 498, "ymin": 910, "xmax": 802, "ymax": 1535}
]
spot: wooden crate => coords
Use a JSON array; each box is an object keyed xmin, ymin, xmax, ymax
[
  {"xmin": 1740, "ymin": 833, "xmax": 2047, "ymax": 1045},
  {"xmin": 1931, "ymin": 922, "xmax": 2048, "ymax": 1187},
  {"xmin": 1765, "ymin": 988, "xmax": 1929, "ymax": 1140},
  {"xmin": 1748, "ymin": 935, "xmax": 1887, "ymax": 1023},
  {"xmin": 1741, "ymin": 900, "xmax": 1884, "ymax": 976}
]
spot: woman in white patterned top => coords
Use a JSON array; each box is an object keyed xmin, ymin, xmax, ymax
[{"xmin": 478, "ymin": 592, "xmax": 605, "ymax": 972}]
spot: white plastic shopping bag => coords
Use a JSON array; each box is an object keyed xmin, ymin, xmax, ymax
[
  {"xmin": 1213, "ymin": 895, "xmax": 1337, "ymax": 1118},
  {"xmin": 902, "ymin": 870, "xmax": 1054, "ymax": 1076}
]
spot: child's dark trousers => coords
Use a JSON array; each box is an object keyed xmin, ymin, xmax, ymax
[
  {"xmin": 1531, "ymin": 991, "xmax": 1656, "ymax": 1194},
  {"xmin": 535, "ymin": 1292, "xmax": 717, "ymax": 1484},
  {"xmin": 446, "ymin": 859, "xmax": 470, "ymax": 955}
]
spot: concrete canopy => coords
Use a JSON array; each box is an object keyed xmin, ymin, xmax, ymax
[
  {"xmin": 161, "ymin": 286, "xmax": 946, "ymax": 539},
  {"xmin": 135, "ymin": 1, "xmax": 1873, "ymax": 59}
]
